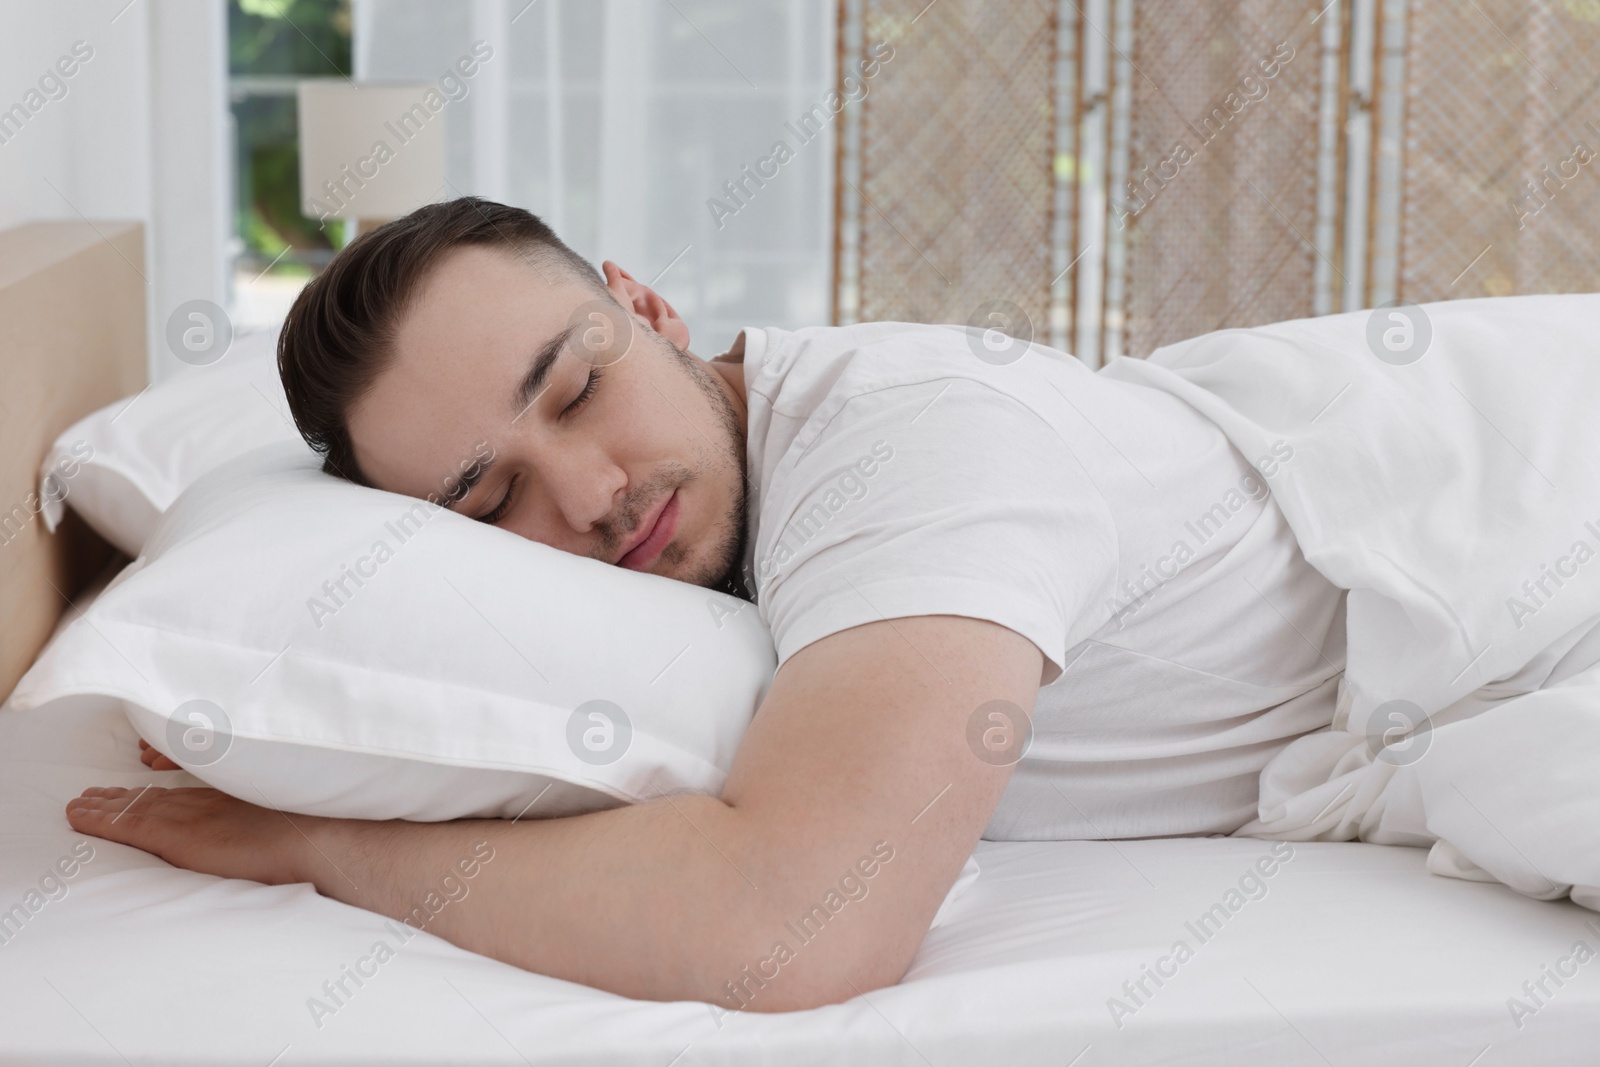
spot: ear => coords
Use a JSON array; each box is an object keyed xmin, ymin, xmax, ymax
[{"xmin": 601, "ymin": 260, "xmax": 690, "ymax": 352}]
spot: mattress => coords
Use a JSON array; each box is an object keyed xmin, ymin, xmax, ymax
[{"xmin": 4, "ymin": 596, "xmax": 1597, "ymax": 1064}]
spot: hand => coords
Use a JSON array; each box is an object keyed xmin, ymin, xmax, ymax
[
  {"xmin": 138, "ymin": 738, "xmax": 181, "ymax": 771},
  {"xmin": 65, "ymin": 786, "xmax": 317, "ymax": 886}
]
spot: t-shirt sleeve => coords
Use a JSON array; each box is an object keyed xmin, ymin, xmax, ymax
[{"xmin": 754, "ymin": 375, "xmax": 1121, "ymax": 682}]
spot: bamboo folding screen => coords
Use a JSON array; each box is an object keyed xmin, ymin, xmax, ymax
[
  {"xmin": 832, "ymin": 0, "xmax": 1062, "ymax": 341},
  {"xmin": 1400, "ymin": 3, "xmax": 1600, "ymax": 302},
  {"xmin": 834, "ymin": 0, "xmax": 1600, "ymax": 366}
]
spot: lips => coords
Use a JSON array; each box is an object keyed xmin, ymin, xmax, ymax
[{"xmin": 616, "ymin": 490, "xmax": 679, "ymax": 570}]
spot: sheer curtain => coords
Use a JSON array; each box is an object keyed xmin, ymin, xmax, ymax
[{"xmin": 352, "ymin": 0, "xmax": 836, "ymax": 354}]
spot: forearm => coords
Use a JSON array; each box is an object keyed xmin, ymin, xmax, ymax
[
  {"xmin": 75, "ymin": 617, "xmax": 1037, "ymax": 1013},
  {"xmin": 296, "ymin": 795, "xmax": 880, "ymax": 1009}
]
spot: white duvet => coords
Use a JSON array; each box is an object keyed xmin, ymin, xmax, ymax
[{"xmin": 1104, "ymin": 292, "xmax": 1600, "ymax": 909}]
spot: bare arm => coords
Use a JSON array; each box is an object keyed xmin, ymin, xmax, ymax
[{"xmin": 68, "ymin": 614, "xmax": 1044, "ymax": 1011}]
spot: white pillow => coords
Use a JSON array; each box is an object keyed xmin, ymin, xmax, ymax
[
  {"xmin": 11, "ymin": 442, "xmax": 776, "ymax": 821},
  {"xmin": 39, "ymin": 325, "xmax": 313, "ymax": 557}
]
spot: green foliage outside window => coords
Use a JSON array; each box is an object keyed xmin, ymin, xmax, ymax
[{"xmin": 229, "ymin": 0, "xmax": 353, "ymax": 277}]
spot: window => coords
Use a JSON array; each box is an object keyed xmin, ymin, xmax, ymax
[{"xmin": 227, "ymin": 0, "xmax": 353, "ymax": 329}]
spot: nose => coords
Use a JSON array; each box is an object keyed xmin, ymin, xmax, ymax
[{"xmin": 542, "ymin": 441, "xmax": 629, "ymax": 546}]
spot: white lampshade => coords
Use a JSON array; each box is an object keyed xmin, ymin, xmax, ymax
[{"xmin": 297, "ymin": 80, "xmax": 447, "ymax": 223}]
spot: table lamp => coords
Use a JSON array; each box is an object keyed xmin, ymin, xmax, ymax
[{"xmin": 297, "ymin": 80, "xmax": 447, "ymax": 236}]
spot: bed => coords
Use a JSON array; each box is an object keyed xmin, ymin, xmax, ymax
[{"xmin": 3, "ymin": 221, "xmax": 1597, "ymax": 1065}]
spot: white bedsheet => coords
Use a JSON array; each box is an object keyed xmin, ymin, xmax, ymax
[{"xmin": 4, "ymin": 693, "xmax": 1599, "ymax": 1065}]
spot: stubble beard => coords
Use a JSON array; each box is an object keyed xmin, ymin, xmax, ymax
[{"xmin": 663, "ymin": 339, "xmax": 754, "ymax": 602}]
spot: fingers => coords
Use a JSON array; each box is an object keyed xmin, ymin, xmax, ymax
[
  {"xmin": 66, "ymin": 785, "xmax": 158, "ymax": 841},
  {"xmin": 67, "ymin": 785, "xmax": 172, "ymax": 826},
  {"xmin": 65, "ymin": 797, "xmax": 123, "ymax": 824},
  {"xmin": 61, "ymin": 786, "xmax": 294, "ymax": 884},
  {"xmin": 72, "ymin": 785, "xmax": 164, "ymax": 807},
  {"xmin": 138, "ymin": 738, "xmax": 182, "ymax": 770},
  {"xmin": 64, "ymin": 785, "xmax": 211, "ymax": 838},
  {"xmin": 74, "ymin": 786, "xmax": 216, "ymax": 800},
  {"xmin": 79, "ymin": 786, "xmax": 142, "ymax": 798}
]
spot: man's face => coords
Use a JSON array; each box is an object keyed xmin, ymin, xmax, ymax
[{"xmin": 347, "ymin": 244, "xmax": 750, "ymax": 594}]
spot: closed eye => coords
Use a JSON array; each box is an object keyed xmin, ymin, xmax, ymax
[
  {"xmin": 564, "ymin": 367, "xmax": 602, "ymax": 418},
  {"xmin": 478, "ymin": 367, "xmax": 600, "ymax": 524},
  {"xmin": 478, "ymin": 473, "xmax": 518, "ymax": 525}
]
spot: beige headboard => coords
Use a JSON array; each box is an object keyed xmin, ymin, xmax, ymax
[{"xmin": 0, "ymin": 220, "xmax": 147, "ymax": 699}]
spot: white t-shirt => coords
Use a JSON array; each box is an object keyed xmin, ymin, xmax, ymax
[{"xmin": 734, "ymin": 321, "xmax": 1348, "ymax": 839}]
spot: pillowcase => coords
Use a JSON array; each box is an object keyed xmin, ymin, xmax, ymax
[
  {"xmin": 12, "ymin": 442, "xmax": 776, "ymax": 821},
  {"xmin": 39, "ymin": 325, "xmax": 313, "ymax": 557}
]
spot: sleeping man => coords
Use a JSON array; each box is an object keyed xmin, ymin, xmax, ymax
[{"xmin": 65, "ymin": 197, "xmax": 1600, "ymax": 1012}]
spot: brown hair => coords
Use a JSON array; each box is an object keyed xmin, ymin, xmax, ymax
[{"xmin": 276, "ymin": 196, "xmax": 603, "ymax": 485}]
